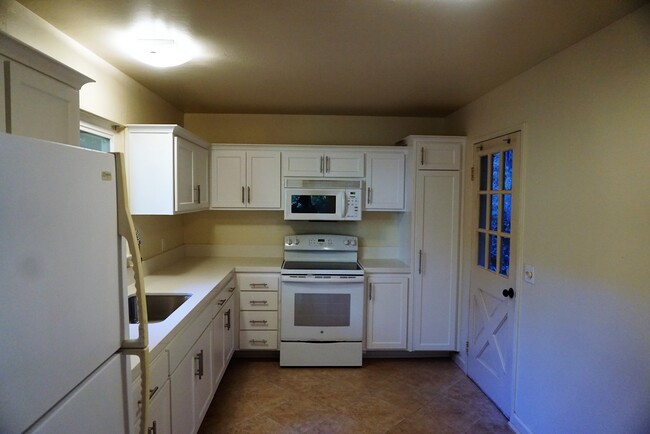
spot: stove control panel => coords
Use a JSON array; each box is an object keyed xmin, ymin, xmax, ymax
[{"xmin": 284, "ymin": 234, "xmax": 358, "ymax": 251}]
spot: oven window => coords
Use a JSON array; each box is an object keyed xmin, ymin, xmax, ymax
[
  {"xmin": 291, "ymin": 195, "xmax": 337, "ymax": 214},
  {"xmin": 294, "ymin": 293, "xmax": 350, "ymax": 327}
]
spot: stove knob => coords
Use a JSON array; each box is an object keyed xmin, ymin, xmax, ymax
[
  {"xmin": 351, "ymin": 239, "xmax": 357, "ymax": 246},
  {"xmin": 344, "ymin": 239, "xmax": 350, "ymax": 246},
  {"xmin": 286, "ymin": 239, "xmax": 293, "ymax": 246},
  {"xmin": 294, "ymin": 239, "xmax": 300, "ymax": 245}
]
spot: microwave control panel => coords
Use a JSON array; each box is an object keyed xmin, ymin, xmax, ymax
[{"xmin": 345, "ymin": 190, "xmax": 361, "ymax": 220}]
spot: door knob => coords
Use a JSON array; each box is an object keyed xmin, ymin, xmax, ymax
[{"xmin": 502, "ymin": 288, "xmax": 515, "ymax": 298}]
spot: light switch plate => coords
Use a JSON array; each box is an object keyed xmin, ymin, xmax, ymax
[{"xmin": 524, "ymin": 264, "xmax": 535, "ymax": 284}]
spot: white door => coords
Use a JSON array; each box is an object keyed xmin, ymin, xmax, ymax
[
  {"xmin": 194, "ymin": 145, "xmax": 209, "ymax": 209},
  {"xmin": 247, "ymin": 151, "xmax": 281, "ymax": 208},
  {"xmin": 365, "ymin": 152, "xmax": 406, "ymax": 210},
  {"xmin": 366, "ymin": 275, "xmax": 409, "ymax": 350},
  {"xmin": 468, "ymin": 131, "xmax": 520, "ymax": 418},
  {"xmin": 325, "ymin": 151, "xmax": 365, "ymax": 177},
  {"xmin": 210, "ymin": 150, "xmax": 246, "ymax": 208},
  {"xmin": 175, "ymin": 136, "xmax": 197, "ymax": 212}
]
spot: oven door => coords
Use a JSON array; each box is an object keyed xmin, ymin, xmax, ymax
[
  {"xmin": 284, "ymin": 189, "xmax": 345, "ymax": 221},
  {"xmin": 281, "ymin": 276, "xmax": 364, "ymax": 342}
]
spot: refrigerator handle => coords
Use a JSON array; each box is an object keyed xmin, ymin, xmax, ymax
[{"xmin": 115, "ymin": 153, "xmax": 151, "ymax": 433}]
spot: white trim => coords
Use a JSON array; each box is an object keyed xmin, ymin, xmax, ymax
[{"xmin": 509, "ymin": 412, "xmax": 533, "ymax": 434}]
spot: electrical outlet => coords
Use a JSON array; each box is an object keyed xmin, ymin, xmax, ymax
[{"xmin": 524, "ymin": 264, "xmax": 535, "ymax": 284}]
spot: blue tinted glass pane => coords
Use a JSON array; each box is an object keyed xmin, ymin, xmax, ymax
[
  {"xmin": 79, "ymin": 131, "xmax": 110, "ymax": 152},
  {"xmin": 491, "ymin": 152, "xmax": 500, "ymax": 190},
  {"xmin": 478, "ymin": 232, "xmax": 486, "ymax": 267},
  {"xmin": 502, "ymin": 194, "xmax": 512, "ymax": 233},
  {"xmin": 500, "ymin": 237, "xmax": 510, "ymax": 276},
  {"xmin": 480, "ymin": 155, "xmax": 488, "ymax": 191},
  {"xmin": 479, "ymin": 194, "xmax": 487, "ymax": 229},
  {"xmin": 490, "ymin": 194, "xmax": 499, "ymax": 231},
  {"xmin": 489, "ymin": 235, "xmax": 498, "ymax": 272},
  {"xmin": 503, "ymin": 150, "xmax": 513, "ymax": 191}
]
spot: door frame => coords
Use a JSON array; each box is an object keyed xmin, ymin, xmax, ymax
[{"xmin": 454, "ymin": 123, "xmax": 528, "ymax": 419}]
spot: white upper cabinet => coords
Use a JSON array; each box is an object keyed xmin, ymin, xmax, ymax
[
  {"xmin": 1, "ymin": 33, "xmax": 92, "ymax": 145},
  {"xmin": 211, "ymin": 149, "xmax": 281, "ymax": 209},
  {"xmin": 126, "ymin": 125, "xmax": 210, "ymax": 215},
  {"xmin": 365, "ymin": 151, "xmax": 406, "ymax": 210},
  {"xmin": 408, "ymin": 136, "xmax": 463, "ymax": 170},
  {"xmin": 283, "ymin": 150, "xmax": 364, "ymax": 177}
]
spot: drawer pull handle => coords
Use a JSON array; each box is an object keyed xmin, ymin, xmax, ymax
[
  {"xmin": 249, "ymin": 300, "xmax": 268, "ymax": 305},
  {"xmin": 249, "ymin": 283, "xmax": 269, "ymax": 288},
  {"xmin": 249, "ymin": 339, "xmax": 268, "ymax": 345},
  {"xmin": 149, "ymin": 386, "xmax": 159, "ymax": 400},
  {"xmin": 195, "ymin": 349, "xmax": 204, "ymax": 379},
  {"xmin": 249, "ymin": 319, "xmax": 268, "ymax": 324},
  {"xmin": 217, "ymin": 298, "xmax": 227, "ymax": 306},
  {"xmin": 228, "ymin": 286, "xmax": 236, "ymax": 292}
]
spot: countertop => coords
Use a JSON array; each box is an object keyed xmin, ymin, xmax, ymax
[
  {"xmin": 129, "ymin": 256, "xmax": 282, "ymax": 376},
  {"xmin": 359, "ymin": 258, "xmax": 410, "ymax": 273}
]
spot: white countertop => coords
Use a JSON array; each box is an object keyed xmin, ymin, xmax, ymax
[
  {"xmin": 129, "ymin": 256, "xmax": 282, "ymax": 376},
  {"xmin": 359, "ymin": 258, "xmax": 410, "ymax": 274}
]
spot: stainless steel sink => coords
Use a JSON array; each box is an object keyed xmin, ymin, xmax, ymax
[{"xmin": 128, "ymin": 293, "xmax": 191, "ymax": 324}]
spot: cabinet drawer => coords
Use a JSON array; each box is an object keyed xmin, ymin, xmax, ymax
[
  {"xmin": 239, "ymin": 331, "xmax": 278, "ymax": 350},
  {"xmin": 238, "ymin": 273, "xmax": 279, "ymax": 291},
  {"xmin": 240, "ymin": 311, "xmax": 278, "ymax": 330},
  {"xmin": 132, "ymin": 352, "xmax": 169, "ymax": 421},
  {"xmin": 213, "ymin": 284, "xmax": 236, "ymax": 317},
  {"xmin": 240, "ymin": 291, "xmax": 278, "ymax": 310}
]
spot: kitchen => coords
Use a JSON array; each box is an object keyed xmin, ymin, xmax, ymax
[{"xmin": 1, "ymin": 1, "xmax": 649, "ymax": 434}]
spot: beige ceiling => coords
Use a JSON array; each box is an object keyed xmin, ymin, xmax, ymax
[{"xmin": 16, "ymin": 0, "xmax": 648, "ymax": 117}]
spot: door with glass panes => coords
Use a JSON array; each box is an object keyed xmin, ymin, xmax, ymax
[{"xmin": 468, "ymin": 132, "xmax": 520, "ymax": 418}]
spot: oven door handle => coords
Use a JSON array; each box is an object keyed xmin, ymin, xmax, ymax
[{"xmin": 281, "ymin": 275, "xmax": 365, "ymax": 283}]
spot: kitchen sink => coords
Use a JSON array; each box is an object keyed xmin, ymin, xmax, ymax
[{"xmin": 128, "ymin": 293, "xmax": 191, "ymax": 324}]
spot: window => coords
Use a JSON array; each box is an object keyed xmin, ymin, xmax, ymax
[{"xmin": 80, "ymin": 121, "xmax": 114, "ymax": 152}]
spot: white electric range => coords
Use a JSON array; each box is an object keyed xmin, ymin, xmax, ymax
[{"xmin": 280, "ymin": 234, "xmax": 364, "ymax": 367}]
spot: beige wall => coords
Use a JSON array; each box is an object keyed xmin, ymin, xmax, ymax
[
  {"xmin": 184, "ymin": 113, "xmax": 444, "ymax": 145},
  {"xmin": 446, "ymin": 5, "xmax": 650, "ymax": 433}
]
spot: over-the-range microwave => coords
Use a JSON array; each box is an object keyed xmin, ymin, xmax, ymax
[{"xmin": 284, "ymin": 178, "xmax": 362, "ymax": 221}]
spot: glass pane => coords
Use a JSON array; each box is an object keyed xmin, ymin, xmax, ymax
[
  {"xmin": 500, "ymin": 237, "xmax": 510, "ymax": 276},
  {"xmin": 479, "ymin": 194, "xmax": 487, "ymax": 229},
  {"xmin": 294, "ymin": 294, "xmax": 350, "ymax": 327},
  {"xmin": 479, "ymin": 155, "xmax": 488, "ymax": 191},
  {"xmin": 291, "ymin": 195, "xmax": 337, "ymax": 214},
  {"xmin": 503, "ymin": 149, "xmax": 513, "ymax": 191},
  {"xmin": 491, "ymin": 152, "xmax": 501, "ymax": 190},
  {"xmin": 502, "ymin": 194, "xmax": 512, "ymax": 234},
  {"xmin": 79, "ymin": 131, "xmax": 110, "ymax": 152},
  {"xmin": 478, "ymin": 232, "xmax": 486, "ymax": 267},
  {"xmin": 489, "ymin": 235, "xmax": 498, "ymax": 272},
  {"xmin": 490, "ymin": 194, "xmax": 499, "ymax": 231}
]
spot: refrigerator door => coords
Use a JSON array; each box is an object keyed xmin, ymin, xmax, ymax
[
  {"xmin": 27, "ymin": 354, "xmax": 130, "ymax": 434},
  {"xmin": 0, "ymin": 134, "xmax": 127, "ymax": 432}
]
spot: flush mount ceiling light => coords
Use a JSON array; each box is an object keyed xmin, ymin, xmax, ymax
[{"xmin": 125, "ymin": 20, "xmax": 198, "ymax": 68}]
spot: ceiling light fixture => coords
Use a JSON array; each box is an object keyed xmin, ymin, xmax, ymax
[{"xmin": 125, "ymin": 20, "xmax": 198, "ymax": 68}]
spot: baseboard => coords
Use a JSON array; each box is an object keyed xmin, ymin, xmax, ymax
[
  {"xmin": 509, "ymin": 412, "xmax": 533, "ymax": 434},
  {"xmin": 363, "ymin": 351, "xmax": 452, "ymax": 359},
  {"xmin": 452, "ymin": 352, "xmax": 468, "ymax": 373}
]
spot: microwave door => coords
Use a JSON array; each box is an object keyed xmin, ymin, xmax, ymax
[{"xmin": 285, "ymin": 189, "xmax": 344, "ymax": 220}]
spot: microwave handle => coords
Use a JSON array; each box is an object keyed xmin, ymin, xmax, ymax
[{"xmin": 342, "ymin": 193, "xmax": 348, "ymax": 217}]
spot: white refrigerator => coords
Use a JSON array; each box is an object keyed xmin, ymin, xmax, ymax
[{"xmin": 0, "ymin": 132, "xmax": 149, "ymax": 433}]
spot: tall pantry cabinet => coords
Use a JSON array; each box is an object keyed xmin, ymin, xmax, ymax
[{"xmin": 407, "ymin": 136, "xmax": 463, "ymax": 351}]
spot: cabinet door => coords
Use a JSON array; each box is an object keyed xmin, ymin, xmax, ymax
[
  {"xmin": 211, "ymin": 150, "xmax": 247, "ymax": 208},
  {"xmin": 365, "ymin": 152, "xmax": 405, "ymax": 210},
  {"xmin": 412, "ymin": 171, "xmax": 460, "ymax": 350},
  {"xmin": 6, "ymin": 61, "xmax": 80, "ymax": 145},
  {"xmin": 282, "ymin": 151, "xmax": 324, "ymax": 177},
  {"xmin": 146, "ymin": 380, "xmax": 171, "ymax": 434},
  {"xmin": 247, "ymin": 151, "xmax": 281, "ymax": 208},
  {"xmin": 325, "ymin": 152, "xmax": 364, "ymax": 177},
  {"xmin": 223, "ymin": 297, "xmax": 236, "ymax": 364},
  {"xmin": 175, "ymin": 136, "xmax": 199, "ymax": 212},
  {"xmin": 171, "ymin": 326, "xmax": 212, "ymax": 434},
  {"xmin": 212, "ymin": 305, "xmax": 226, "ymax": 389},
  {"xmin": 417, "ymin": 140, "xmax": 462, "ymax": 170},
  {"xmin": 366, "ymin": 275, "xmax": 409, "ymax": 350},
  {"xmin": 194, "ymin": 145, "xmax": 210, "ymax": 209}
]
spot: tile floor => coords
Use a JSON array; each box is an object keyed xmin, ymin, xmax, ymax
[{"xmin": 198, "ymin": 357, "xmax": 512, "ymax": 434}]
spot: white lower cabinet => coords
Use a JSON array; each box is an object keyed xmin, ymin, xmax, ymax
[
  {"xmin": 212, "ymin": 290, "xmax": 235, "ymax": 389},
  {"xmin": 366, "ymin": 274, "xmax": 409, "ymax": 350},
  {"xmin": 147, "ymin": 380, "xmax": 172, "ymax": 434},
  {"xmin": 170, "ymin": 324, "xmax": 212, "ymax": 434}
]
